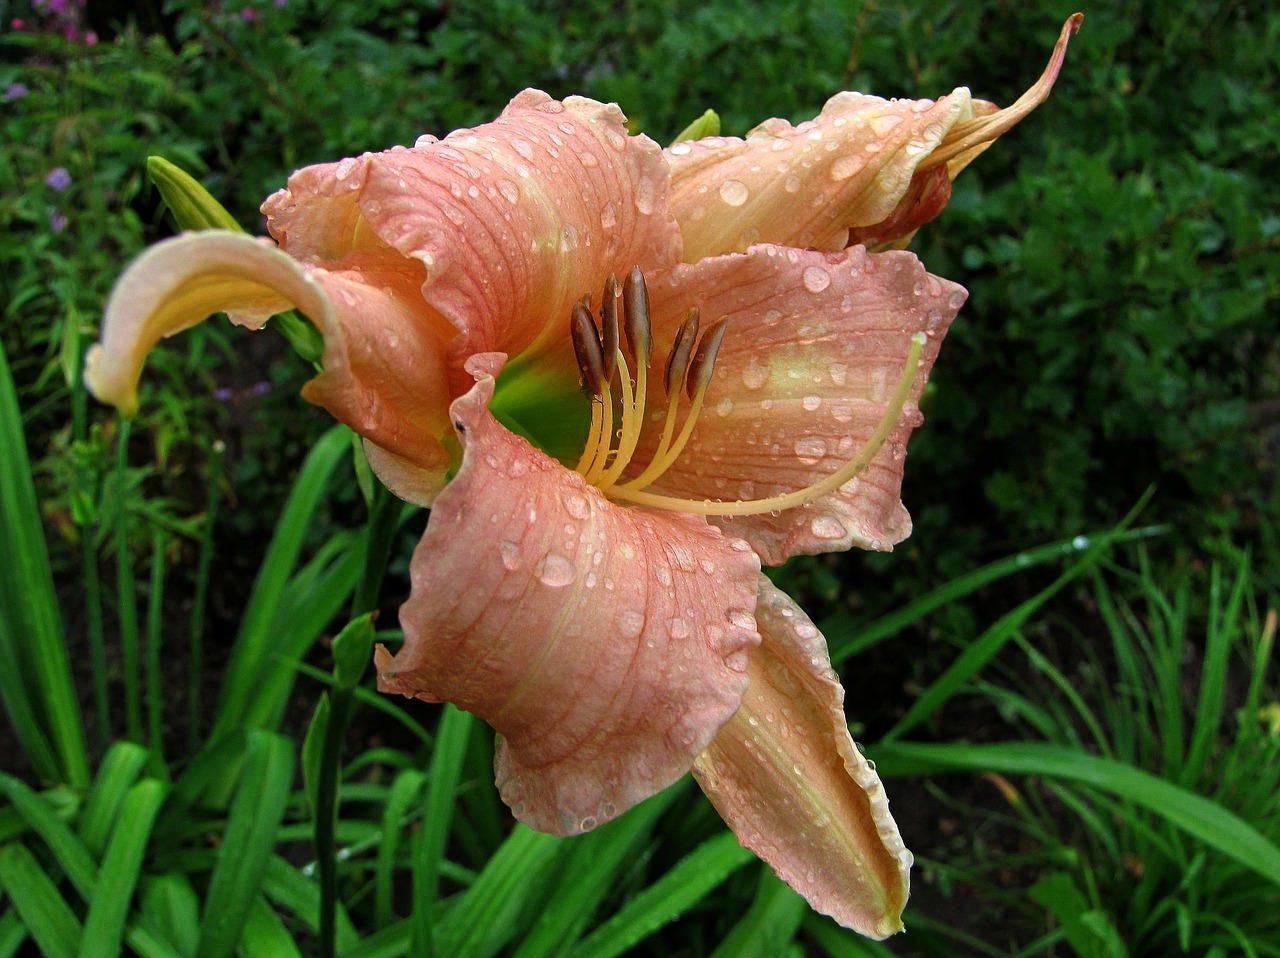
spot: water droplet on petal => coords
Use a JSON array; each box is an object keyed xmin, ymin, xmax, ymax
[
  {"xmin": 870, "ymin": 113, "xmax": 903, "ymax": 136},
  {"xmin": 802, "ymin": 266, "xmax": 831, "ymax": 293},
  {"xmin": 794, "ymin": 436, "xmax": 827, "ymax": 464},
  {"xmin": 715, "ymin": 397, "xmax": 734, "ymax": 417},
  {"xmin": 498, "ymin": 541, "xmax": 520, "ymax": 570},
  {"xmin": 829, "ymin": 155, "xmax": 861, "ymax": 181},
  {"xmin": 536, "ymin": 554, "xmax": 576, "ymax": 587},
  {"xmin": 802, "ymin": 395, "xmax": 822, "ymax": 412},
  {"xmin": 741, "ymin": 358, "xmax": 769, "ymax": 390},
  {"xmin": 669, "ymin": 617, "xmax": 691, "ymax": 639},
  {"xmin": 729, "ymin": 609, "xmax": 756, "ymax": 631},
  {"xmin": 719, "ymin": 179, "xmax": 749, "ymax": 206},
  {"xmin": 498, "ymin": 179, "xmax": 519, "ymax": 204},
  {"xmin": 669, "ymin": 142, "xmax": 692, "ymax": 156},
  {"xmin": 562, "ymin": 493, "xmax": 589, "ymax": 519},
  {"xmin": 784, "ymin": 173, "xmax": 802, "ymax": 193},
  {"xmin": 619, "ymin": 609, "xmax": 645, "ymax": 638},
  {"xmin": 600, "ymin": 202, "xmax": 617, "ymax": 229},
  {"xmin": 655, "ymin": 565, "xmax": 672, "ymax": 587}
]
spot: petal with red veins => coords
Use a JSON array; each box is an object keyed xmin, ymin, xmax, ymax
[
  {"xmin": 664, "ymin": 91, "xmax": 974, "ymax": 260},
  {"xmin": 636, "ymin": 244, "xmax": 965, "ymax": 565},
  {"xmin": 693, "ymin": 578, "xmax": 911, "ymax": 939},
  {"xmin": 264, "ymin": 90, "xmax": 683, "ymax": 372},
  {"xmin": 376, "ymin": 371, "xmax": 762, "ymax": 836}
]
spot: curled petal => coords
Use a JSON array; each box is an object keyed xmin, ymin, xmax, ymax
[
  {"xmin": 693, "ymin": 578, "xmax": 911, "ymax": 939},
  {"xmin": 377, "ymin": 370, "xmax": 762, "ymax": 835},
  {"xmin": 640, "ymin": 244, "xmax": 964, "ymax": 565},
  {"xmin": 664, "ymin": 90, "xmax": 974, "ymax": 260},
  {"xmin": 264, "ymin": 90, "xmax": 682, "ymax": 377},
  {"xmin": 665, "ymin": 14, "xmax": 1081, "ymax": 257},
  {"xmin": 86, "ymin": 231, "xmax": 325, "ymax": 416},
  {"xmin": 85, "ymin": 231, "xmax": 455, "ymax": 495}
]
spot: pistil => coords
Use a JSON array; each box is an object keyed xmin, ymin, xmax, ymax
[{"xmin": 569, "ymin": 268, "xmax": 926, "ymax": 519}]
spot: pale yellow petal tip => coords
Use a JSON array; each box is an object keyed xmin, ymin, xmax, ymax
[
  {"xmin": 87, "ymin": 231, "xmax": 334, "ymax": 416},
  {"xmin": 83, "ymin": 342, "xmax": 139, "ymax": 417}
]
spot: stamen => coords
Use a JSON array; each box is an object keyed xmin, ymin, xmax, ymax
[
  {"xmin": 622, "ymin": 266, "xmax": 651, "ymax": 366},
  {"xmin": 599, "ymin": 274, "xmax": 620, "ymax": 384},
  {"xmin": 610, "ymin": 333, "xmax": 928, "ymax": 516},
  {"xmin": 664, "ymin": 308, "xmax": 699, "ymax": 396},
  {"xmin": 570, "ymin": 302, "xmax": 607, "ymax": 396},
  {"xmin": 686, "ymin": 317, "xmax": 728, "ymax": 400}
]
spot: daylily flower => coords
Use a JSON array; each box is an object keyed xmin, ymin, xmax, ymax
[{"xmin": 85, "ymin": 16, "xmax": 1077, "ymax": 938}]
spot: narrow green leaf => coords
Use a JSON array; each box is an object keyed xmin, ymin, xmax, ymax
[
  {"xmin": 195, "ymin": 731, "xmax": 295, "ymax": 958},
  {"xmin": 239, "ymin": 897, "xmax": 303, "ymax": 958},
  {"xmin": 332, "ymin": 615, "xmax": 376, "ymax": 691},
  {"xmin": 79, "ymin": 778, "xmax": 168, "ymax": 958},
  {"xmin": 873, "ymin": 741, "xmax": 1280, "ymax": 887},
  {"xmin": 436, "ymin": 826, "xmax": 562, "ymax": 958},
  {"xmin": 671, "ymin": 108, "xmax": 720, "ymax": 143},
  {"xmin": 140, "ymin": 874, "xmax": 201, "ymax": 958},
  {"xmin": 0, "ymin": 774, "xmax": 97, "ymax": 896},
  {"xmin": 79, "ymin": 741, "xmax": 150, "ymax": 858},
  {"xmin": 210, "ymin": 425, "xmax": 350, "ymax": 743},
  {"xmin": 0, "ymin": 908, "xmax": 28, "ymax": 958},
  {"xmin": 375, "ymin": 769, "xmax": 427, "ymax": 929},
  {"xmin": 413, "ymin": 705, "xmax": 474, "ymax": 957},
  {"xmin": 302, "ymin": 693, "xmax": 332, "ymax": 818},
  {"xmin": 0, "ymin": 843, "xmax": 83, "ymax": 958},
  {"xmin": 568, "ymin": 832, "xmax": 755, "ymax": 958},
  {"xmin": 514, "ymin": 784, "xmax": 683, "ymax": 958},
  {"xmin": 0, "ymin": 341, "xmax": 89, "ymax": 787},
  {"xmin": 1028, "ymin": 872, "xmax": 1127, "ymax": 958},
  {"xmin": 261, "ymin": 857, "xmax": 358, "ymax": 949},
  {"xmin": 709, "ymin": 868, "xmax": 805, "ymax": 958},
  {"xmin": 146, "ymin": 157, "xmax": 244, "ymax": 233}
]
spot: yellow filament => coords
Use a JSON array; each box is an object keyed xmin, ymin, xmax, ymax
[
  {"xmin": 597, "ymin": 353, "xmax": 645, "ymax": 489},
  {"xmin": 617, "ymin": 386, "xmax": 707, "ymax": 492},
  {"xmin": 579, "ymin": 380, "xmax": 614, "ymax": 485},
  {"xmin": 607, "ymin": 333, "xmax": 926, "ymax": 516},
  {"xmin": 573, "ymin": 394, "xmax": 605, "ymax": 475}
]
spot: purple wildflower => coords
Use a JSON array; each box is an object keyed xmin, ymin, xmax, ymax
[
  {"xmin": 49, "ymin": 211, "xmax": 68, "ymax": 233},
  {"xmin": 46, "ymin": 167, "xmax": 72, "ymax": 191},
  {"xmin": 3, "ymin": 83, "xmax": 27, "ymax": 101}
]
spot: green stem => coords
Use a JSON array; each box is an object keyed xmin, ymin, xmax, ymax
[
  {"xmin": 72, "ymin": 358, "xmax": 109, "ymax": 748},
  {"xmin": 146, "ymin": 528, "xmax": 166, "ymax": 761},
  {"xmin": 350, "ymin": 483, "xmax": 399, "ymax": 618},
  {"xmin": 188, "ymin": 440, "xmax": 225, "ymax": 756},
  {"xmin": 115, "ymin": 420, "xmax": 141, "ymax": 743},
  {"xmin": 316, "ymin": 689, "xmax": 356, "ymax": 958}
]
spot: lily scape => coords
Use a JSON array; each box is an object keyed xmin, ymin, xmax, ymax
[{"xmin": 87, "ymin": 15, "xmax": 1080, "ymax": 940}]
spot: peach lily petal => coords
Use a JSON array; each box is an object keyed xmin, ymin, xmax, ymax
[
  {"xmin": 85, "ymin": 232, "xmax": 309, "ymax": 417},
  {"xmin": 637, "ymin": 244, "xmax": 965, "ymax": 565},
  {"xmin": 264, "ymin": 90, "xmax": 682, "ymax": 382},
  {"xmin": 376, "ymin": 361, "xmax": 761, "ymax": 835},
  {"xmin": 665, "ymin": 14, "xmax": 1081, "ymax": 257},
  {"xmin": 693, "ymin": 577, "xmax": 911, "ymax": 938}
]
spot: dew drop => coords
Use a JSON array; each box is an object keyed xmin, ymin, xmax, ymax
[
  {"xmin": 669, "ymin": 617, "xmax": 691, "ymax": 639},
  {"xmin": 802, "ymin": 395, "xmax": 822, "ymax": 412},
  {"xmin": 562, "ymin": 493, "xmax": 589, "ymax": 519},
  {"xmin": 801, "ymin": 266, "xmax": 831, "ymax": 293},
  {"xmin": 783, "ymin": 173, "xmax": 802, "ymax": 193},
  {"xmin": 741, "ymin": 358, "xmax": 769, "ymax": 390},
  {"xmin": 669, "ymin": 142, "xmax": 692, "ymax": 156},
  {"xmin": 498, "ymin": 541, "xmax": 520, "ymax": 570},
  {"xmin": 655, "ymin": 565, "xmax": 673, "ymax": 587},
  {"xmin": 536, "ymin": 554, "xmax": 576, "ymax": 587},
  {"xmin": 498, "ymin": 179, "xmax": 519, "ymax": 204},
  {"xmin": 870, "ymin": 113, "xmax": 903, "ymax": 135},
  {"xmin": 949, "ymin": 290, "xmax": 966, "ymax": 309},
  {"xmin": 719, "ymin": 179, "xmax": 750, "ymax": 206},
  {"xmin": 619, "ymin": 609, "xmax": 645, "ymax": 638},
  {"xmin": 794, "ymin": 436, "xmax": 827, "ymax": 464},
  {"xmin": 600, "ymin": 202, "xmax": 617, "ymax": 229},
  {"xmin": 414, "ymin": 134, "xmax": 438, "ymax": 149},
  {"xmin": 762, "ymin": 308, "xmax": 782, "ymax": 327},
  {"xmin": 559, "ymin": 224, "xmax": 580, "ymax": 252},
  {"xmin": 729, "ymin": 609, "xmax": 756, "ymax": 631},
  {"xmin": 634, "ymin": 178, "xmax": 657, "ymax": 214},
  {"xmin": 829, "ymin": 154, "xmax": 861, "ymax": 182}
]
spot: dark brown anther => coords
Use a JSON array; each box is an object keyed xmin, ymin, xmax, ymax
[
  {"xmin": 687, "ymin": 318, "xmax": 729, "ymax": 399},
  {"xmin": 622, "ymin": 265, "xmax": 652, "ymax": 367},
  {"xmin": 664, "ymin": 307, "xmax": 700, "ymax": 396},
  {"xmin": 571, "ymin": 302, "xmax": 607, "ymax": 395},
  {"xmin": 599, "ymin": 274, "xmax": 620, "ymax": 384}
]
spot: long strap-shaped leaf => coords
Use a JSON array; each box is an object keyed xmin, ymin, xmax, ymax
[
  {"xmin": 0, "ymin": 341, "xmax": 89, "ymax": 787},
  {"xmin": 872, "ymin": 740, "xmax": 1280, "ymax": 888}
]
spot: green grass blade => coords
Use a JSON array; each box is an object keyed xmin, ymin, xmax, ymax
[
  {"xmin": 0, "ymin": 340, "xmax": 89, "ymax": 787},
  {"xmin": 209, "ymin": 424, "xmax": 350, "ymax": 742},
  {"xmin": 239, "ymin": 897, "xmax": 303, "ymax": 958},
  {"xmin": 0, "ymin": 774, "xmax": 97, "ymax": 896},
  {"xmin": 195, "ymin": 731, "xmax": 295, "ymax": 958},
  {"xmin": 1184, "ymin": 558, "xmax": 1248, "ymax": 786},
  {"xmin": 412, "ymin": 705, "xmax": 474, "ymax": 957},
  {"xmin": 80, "ymin": 741, "xmax": 150, "ymax": 858},
  {"xmin": 514, "ymin": 784, "xmax": 683, "ymax": 958},
  {"xmin": 261, "ymin": 856, "xmax": 358, "ymax": 949},
  {"xmin": 375, "ymin": 769, "xmax": 427, "ymax": 929},
  {"xmin": 708, "ymin": 868, "xmax": 805, "ymax": 958},
  {"xmin": 78, "ymin": 778, "xmax": 168, "ymax": 958},
  {"xmin": 0, "ymin": 909, "xmax": 28, "ymax": 958},
  {"xmin": 568, "ymin": 832, "xmax": 755, "ymax": 958},
  {"xmin": 0, "ymin": 843, "xmax": 83, "ymax": 958},
  {"xmin": 881, "ymin": 529, "xmax": 1122, "ymax": 743},
  {"xmin": 140, "ymin": 874, "xmax": 200, "ymax": 957},
  {"xmin": 873, "ymin": 740, "xmax": 1280, "ymax": 887},
  {"xmin": 825, "ymin": 524, "xmax": 1166, "ymax": 664},
  {"xmin": 435, "ymin": 826, "xmax": 562, "ymax": 958}
]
